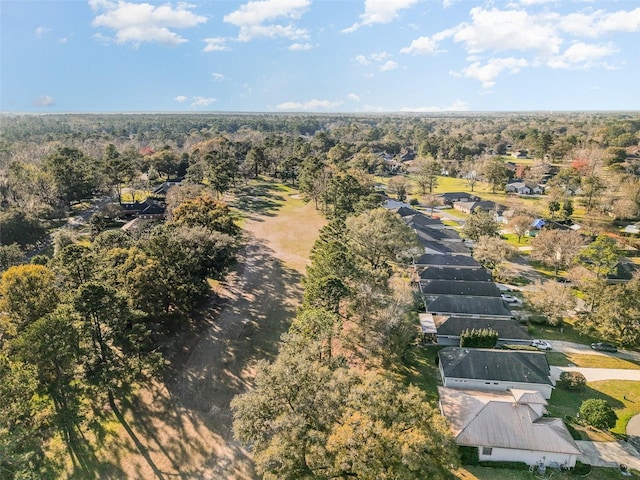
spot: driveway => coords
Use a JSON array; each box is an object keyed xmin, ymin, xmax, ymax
[
  {"xmin": 548, "ymin": 340, "xmax": 640, "ymax": 363},
  {"xmin": 550, "ymin": 366, "xmax": 640, "ymax": 382},
  {"xmin": 576, "ymin": 440, "xmax": 640, "ymax": 469}
]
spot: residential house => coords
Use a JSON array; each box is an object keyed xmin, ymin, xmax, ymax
[
  {"xmin": 506, "ymin": 181, "xmax": 544, "ymax": 195},
  {"xmin": 414, "ymin": 226, "xmax": 464, "ymax": 246},
  {"xmin": 414, "ymin": 254, "xmax": 481, "ymax": 269},
  {"xmin": 420, "ymin": 280, "xmax": 500, "ymax": 299},
  {"xmin": 439, "ymin": 192, "xmax": 477, "ymax": 206},
  {"xmin": 438, "ymin": 387, "xmax": 581, "ymax": 467},
  {"xmin": 419, "ymin": 268, "xmax": 492, "ymax": 282},
  {"xmin": 420, "ymin": 241, "xmax": 471, "ymax": 256},
  {"xmin": 426, "ymin": 295, "xmax": 513, "ymax": 319},
  {"xmin": 438, "ymin": 347, "xmax": 553, "ymax": 398},
  {"xmin": 453, "ymin": 200, "xmax": 507, "ymax": 215},
  {"xmin": 403, "ymin": 213, "xmax": 445, "ymax": 230},
  {"xmin": 433, "ymin": 315, "xmax": 531, "ymax": 346},
  {"xmin": 511, "ymin": 150, "xmax": 528, "ymax": 159}
]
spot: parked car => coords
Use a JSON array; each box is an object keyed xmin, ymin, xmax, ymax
[
  {"xmin": 501, "ymin": 294, "xmax": 519, "ymax": 303},
  {"xmin": 590, "ymin": 342, "xmax": 618, "ymax": 352},
  {"xmin": 530, "ymin": 339, "xmax": 553, "ymax": 351}
]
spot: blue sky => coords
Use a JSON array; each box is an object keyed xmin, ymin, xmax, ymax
[{"xmin": 2, "ymin": 0, "xmax": 640, "ymax": 113}]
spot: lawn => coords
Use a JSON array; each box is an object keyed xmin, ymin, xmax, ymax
[
  {"xmin": 527, "ymin": 319, "xmax": 598, "ymax": 345},
  {"xmin": 456, "ymin": 465, "xmax": 637, "ymax": 479},
  {"xmin": 398, "ymin": 344, "xmax": 443, "ymax": 403},
  {"xmin": 547, "ymin": 379, "xmax": 640, "ymax": 436},
  {"xmin": 547, "ymin": 352, "xmax": 640, "ymax": 370}
]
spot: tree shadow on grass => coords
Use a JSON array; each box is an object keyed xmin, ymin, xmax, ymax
[
  {"xmin": 231, "ymin": 181, "xmax": 288, "ymax": 217},
  {"xmin": 88, "ymin": 238, "xmax": 303, "ymax": 478}
]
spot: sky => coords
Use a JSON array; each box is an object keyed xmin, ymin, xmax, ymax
[{"xmin": 1, "ymin": 0, "xmax": 640, "ymax": 113}]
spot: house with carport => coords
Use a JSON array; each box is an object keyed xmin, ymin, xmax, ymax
[{"xmin": 438, "ymin": 387, "xmax": 581, "ymax": 468}]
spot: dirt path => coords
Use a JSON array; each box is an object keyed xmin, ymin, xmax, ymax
[{"xmin": 95, "ymin": 188, "xmax": 323, "ymax": 479}]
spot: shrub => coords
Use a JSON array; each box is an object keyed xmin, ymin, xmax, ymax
[
  {"xmin": 409, "ymin": 198, "xmax": 419, "ymax": 206},
  {"xmin": 460, "ymin": 328, "xmax": 498, "ymax": 348},
  {"xmin": 572, "ymin": 461, "xmax": 591, "ymax": 475},
  {"xmin": 579, "ymin": 399, "xmax": 617, "ymax": 430},
  {"xmin": 459, "ymin": 446, "xmax": 478, "ymax": 465},
  {"xmin": 557, "ymin": 371, "xmax": 587, "ymax": 391},
  {"xmin": 478, "ymin": 461, "xmax": 530, "ymax": 470},
  {"xmin": 501, "ymin": 344, "xmax": 538, "ymax": 351}
]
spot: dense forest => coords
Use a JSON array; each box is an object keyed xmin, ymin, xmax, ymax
[{"xmin": 1, "ymin": 112, "xmax": 640, "ymax": 478}]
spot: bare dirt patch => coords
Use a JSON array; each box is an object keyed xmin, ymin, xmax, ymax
[{"xmin": 90, "ymin": 185, "xmax": 324, "ymax": 479}]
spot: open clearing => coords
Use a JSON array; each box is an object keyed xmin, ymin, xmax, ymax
[{"xmin": 86, "ymin": 181, "xmax": 325, "ymax": 479}]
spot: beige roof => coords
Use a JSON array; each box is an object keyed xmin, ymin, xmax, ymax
[
  {"xmin": 439, "ymin": 387, "xmax": 580, "ymax": 455},
  {"xmin": 511, "ymin": 389, "xmax": 548, "ymax": 406}
]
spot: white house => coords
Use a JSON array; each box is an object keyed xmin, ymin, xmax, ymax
[
  {"xmin": 438, "ymin": 347, "xmax": 554, "ymax": 399},
  {"xmin": 439, "ymin": 387, "xmax": 581, "ymax": 468}
]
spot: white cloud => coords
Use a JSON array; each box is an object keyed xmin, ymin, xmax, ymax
[
  {"xmin": 288, "ymin": 42, "xmax": 312, "ymax": 51},
  {"xmin": 547, "ymin": 42, "xmax": 618, "ymax": 69},
  {"xmin": 90, "ymin": 0, "xmax": 206, "ymax": 47},
  {"xmin": 174, "ymin": 95, "xmax": 188, "ymax": 103},
  {"xmin": 203, "ymin": 37, "xmax": 229, "ymax": 52},
  {"xmin": 191, "ymin": 96, "xmax": 216, "ymax": 107},
  {"xmin": 453, "ymin": 7, "xmax": 562, "ymax": 55},
  {"xmin": 401, "ymin": 36, "xmax": 440, "ymax": 55},
  {"xmin": 379, "ymin": 60, "xmax": 398, "ymax": 71},
  {"xmin": 93, "ymin": 32, "xmax": 112, "ymax": 45},
  {"xmin": 33, "ymin": 95, "xmax": 55, "ymax": 107},
  {"xmin": 347, "ymin": 93, "xmax": 361, "ymax": 102},
  {"xmin": 343, "ymin": 0, "xmax": 418, "ymax": 33},
  {"xmin": 275, "ymin": 99, "xmax": 342, "ymax": 110},
  {"xmin": 371, "ymin": 52, "xmax": 389, "ymax": 62},
  {"xmin": 35, "ymin": 26, "xmax": 51, "ymax": 38},
  {"xmin": 355, "ymin": 54, "xmax": 369, "ymax": 65},
  {"xmin": 454, "ymin": 57, "xmax": 529, "ymax": 88},
  {"xmin": 224, "ymin": 0, "xmax": 310, "ymax": 42},
  {"xmin": 400, "ymin": 99, "xmax": 469, "ymax": 112},
  {"xmin": 560, "ymin": 8, "xmax": 640, "ymax": 38},
  {"xmin": 211, "ymin": 73, "xmax": 225, "ymax": 81}
]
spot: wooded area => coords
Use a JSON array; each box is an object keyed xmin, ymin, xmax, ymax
[{"xmin": 1, "ymin": 111, "xmax": 640, "ymax": 478}]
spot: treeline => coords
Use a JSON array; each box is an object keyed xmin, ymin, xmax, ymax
[
  {"xmin": 0, "ymin": 193, "xmax": 239, "ymax": 478},
  {"xmin": 231, "ymin": 200, "xmax": 458, "ymax": 478}
]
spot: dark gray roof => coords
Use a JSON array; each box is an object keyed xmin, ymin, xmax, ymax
[
  {"xmin": 393, "ymin": 206, "xmax": 421, "ymax": 217},
  {"xmin": 419, "ymin": 268, "xmax": 492, "ymax": 282},
  {"xmin": 439, "ymin": 347, "xmax": 552, "ymax": 385},
  {"xmin": 421, "ymin": 280, "xmax": 500, "ymax": 297},
  {"xmin": 403, "ymin": 213, "xmax": 444, "ymax": 229},
  {"xmin": 427, "ymin": 295, "xmax": 512, "ymax": 317},
  {"xmin": 415, "ymin": 254, "xmax": 480, "ymax": 268},
  {"xmin": 420, "ymin": 241, "xmax": 471, "ymax": 256},
  {"xmin": 440, "ymin": 192, "xmax": 475, "ymax": 200},
  {"xmin": 415, "ymin": 228, "xmax": 463, "ymax": 244},
  {"xmin": 435, "ymin": 316, "xmax": 531, "ymax": 341}
]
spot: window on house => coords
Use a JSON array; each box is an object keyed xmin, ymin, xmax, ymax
[{"xmin": 482, "ymin": 447, "xmax": 493, "ymax": 456}]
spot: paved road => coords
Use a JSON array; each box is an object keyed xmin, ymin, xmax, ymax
[{"xmin": 548, "ymin": 340, "xmax": 640, "ymax": 363}]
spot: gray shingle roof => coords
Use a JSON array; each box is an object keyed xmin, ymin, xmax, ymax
[
  {"xmin": 427, "ymin": 295, "xmax": 513, "ymax": 317},
  {"xmin": 420, "ymin": 241, "xmax": 471, "ymax": 255},
  {"xmin": 415, "ymin": 254, "xmax": 481, "ymax": 268},
  {"xmin": 421, "ymin": 280, "xmax": 501, "ymax": 297},
  {"xmin": 419, "ymin": 268, "xmax": 492, "ymax": 282},
  {"xmin": 438, "ymin": 347, "xmax": 551, "ymax": 385},
  {"xmin": 435, "ymin": 316, "xmax": 531, "ymax": 340}
]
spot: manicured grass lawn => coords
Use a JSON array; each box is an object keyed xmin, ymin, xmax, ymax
[
  {"xmin": 456, "ymin": 465, "xmax": 637, "ymax": 479},
  {"xmin": 547, "ymin": 352, "xmax": 640, "ymax": 369},
  {"xmin": 547, "ymin": 380, "xmax": 640, "ymax": 436},
  {"xmin": 527, "ymin": 319, "xmax": 598, "ymax": 345},
  {"xmin": 501, "ymin": 233, "xmax": 531, "ymax": 247}
]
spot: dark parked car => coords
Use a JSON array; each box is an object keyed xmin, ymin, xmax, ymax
[{"xmin": 590, "ymin": 342, "xmax": 618, "ymax": 352}]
